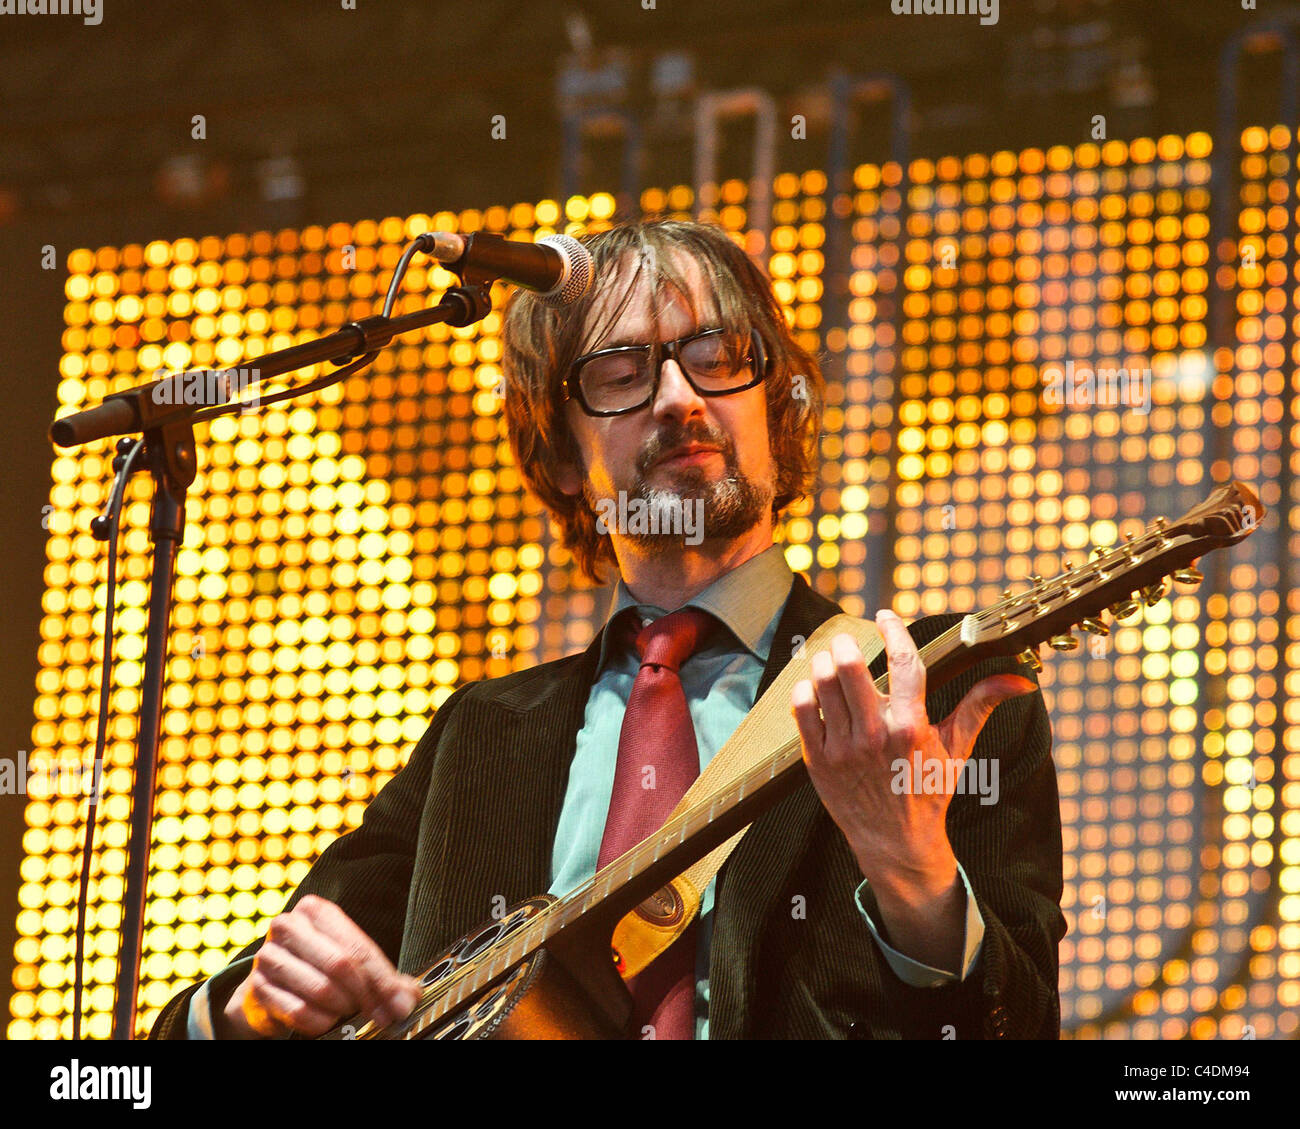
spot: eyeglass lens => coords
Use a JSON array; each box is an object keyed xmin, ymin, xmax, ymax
[{"xmin": 578, "ymin": 332, "xmax": 751, "ymax": 411}]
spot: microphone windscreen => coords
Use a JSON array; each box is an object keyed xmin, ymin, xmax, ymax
[{"xmin": 536, "ymin": 234, "xmax": 593, "ymax": 307}]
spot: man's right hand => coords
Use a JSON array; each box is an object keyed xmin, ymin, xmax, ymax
[{"xmin": 219, "ymin": 894, "xmax": 422, "ymax": 1039}]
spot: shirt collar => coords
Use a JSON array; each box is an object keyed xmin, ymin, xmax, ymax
[{"xmin": 595, "ymin": 543, "xmax": 794, "ymax": 673}]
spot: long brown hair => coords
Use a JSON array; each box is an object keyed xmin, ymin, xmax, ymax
[{"xmin": 501, "ymin": 219, "xmax": 824, "ymax": 584}]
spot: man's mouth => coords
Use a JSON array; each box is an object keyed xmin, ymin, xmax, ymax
[{"xmin": 654, "ymin": 443, "xmax": 723, "ymax": 468}]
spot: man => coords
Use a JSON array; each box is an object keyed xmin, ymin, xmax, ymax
[{"xmin": 150, "ymin": 219, "xmax": 1065, "ymax": 1040}]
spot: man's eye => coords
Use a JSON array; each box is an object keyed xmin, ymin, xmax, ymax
[
  {"xmin": 684, "ymin": 346, "xmax": 736, "ymax": 375},
  {"xmin": 694, "ymin": 356, "xmax": 730, "ymax": 373},
  {"xmin": 586, "ymin": 358, "xmax": 642, "ymax": 386}
]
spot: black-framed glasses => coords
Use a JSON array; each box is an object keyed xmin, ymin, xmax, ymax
[{"xmin": 565, "ymin": 326, "xmax": 768, "ymax": 417}]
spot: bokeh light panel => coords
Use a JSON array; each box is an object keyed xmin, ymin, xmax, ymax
[{"xmin": 17, "ymin": 132, "xmax": 1298, "ymax": 1039}]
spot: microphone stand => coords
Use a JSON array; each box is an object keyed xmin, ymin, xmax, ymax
[{"xmin": 51, "ymin": 274, "xmax": 494, "ymax": 1040}]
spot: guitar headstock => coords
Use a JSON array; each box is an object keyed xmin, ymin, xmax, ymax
[{"xmin": 958, "ymin": 481, "xmax": 1265, "ymax": 667}]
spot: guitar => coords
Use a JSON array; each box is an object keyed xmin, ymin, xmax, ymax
[{"xmin": 317, "ymin": 480, "xmax": 1265, "ymax": 1039}]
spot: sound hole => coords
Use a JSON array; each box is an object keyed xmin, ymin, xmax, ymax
[
  {"xmin": 421, "ymin": 958, "xmax": 454, "ymax": 986},
  {"xmin": 501, "ymin": 909, "xmax": 530, "ymax": 933},
  {"xmin": 435, "ymin": 1013, "xmax": 473, "ymax": 1041},
  {"xmin": 461, "ymin": 921, "xmax": 505, "ymax": 961},
  {"xmin": 474, "ymin": 986, "xmax": 508, "ymax": 1021}
]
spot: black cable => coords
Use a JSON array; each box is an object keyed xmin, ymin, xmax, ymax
[
  {"xmin": 384, "ymin": 236, "xmax": 429, "ymax": 317},
  {"xmin": 72, "ymin": 436, "xmax": 145, "ymax": 1041},
  {"xmin": 188, "ymin": 350, "xmax": 381, "ymax": 426},
  {"xmin": 138, "ymin": 234, "xmax": 433, "ymax": 434}
]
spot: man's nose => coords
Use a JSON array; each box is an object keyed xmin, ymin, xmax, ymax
[{"xmin": 651, "ymin": 357, "xmax": 707, "ymax": 422}]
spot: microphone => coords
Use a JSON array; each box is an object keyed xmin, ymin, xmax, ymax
[{"xmin": 418, "ymin": 231, "xmax": 593, "ymax": 307}]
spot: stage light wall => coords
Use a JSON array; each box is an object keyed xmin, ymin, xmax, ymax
[{"xmin": 15, "ymin": 129, "xmax": 1299, "ymax": 1038}]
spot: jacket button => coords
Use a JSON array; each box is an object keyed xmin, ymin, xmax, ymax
[{"xmin": 988, "ymin": 1004, "xmax": 1009, "ymax": 1038}]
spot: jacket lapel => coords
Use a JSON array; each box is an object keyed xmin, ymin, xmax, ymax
[
  {"xmin": 411, "ymin": 628, "xmax": 607, "ymax": 964},
  {"xmin": 708, "ymin": 571, "xmax": 846, "ymax": 1039}
]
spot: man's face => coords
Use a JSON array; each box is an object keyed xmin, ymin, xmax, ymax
[{"xmin": 556, "ymin": 251, "xmax": 777, "ymax": 553}]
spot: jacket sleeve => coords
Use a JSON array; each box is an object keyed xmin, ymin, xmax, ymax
[
  {"xmin": 886, "ymin": 652, "xmax": 1067, "ymax": 1040},
  {"xmin": 147, "ymin": 683, "xmax": 473, "ymax": 1039}
]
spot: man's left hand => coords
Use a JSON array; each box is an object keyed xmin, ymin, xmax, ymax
[{"xmin": 790, "ymin": 609, "xmax": 1036, "ymax": 905}]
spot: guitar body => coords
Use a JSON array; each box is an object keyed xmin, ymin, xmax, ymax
[{"xmin": 320, "ymin": 896, "xmax": 634, "ymax": 1040}]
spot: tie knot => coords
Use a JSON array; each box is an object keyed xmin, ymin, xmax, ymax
[{"xmin": 627, "ymin": 607, "xmax": 718, "ymax": 672}]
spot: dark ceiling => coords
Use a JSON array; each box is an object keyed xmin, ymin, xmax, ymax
[{"xmin": 0, "ymin": 0, "xmax": 1290, "ymax": 245}]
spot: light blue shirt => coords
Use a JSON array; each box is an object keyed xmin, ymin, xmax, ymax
[{"xmin": 187, "ymin": 543, "xmax": 983, "ymax": 1038}]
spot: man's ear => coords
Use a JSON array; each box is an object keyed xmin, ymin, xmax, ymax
[
  {"xmin": 552, "ymin": 404, "xmax": 587, "ymax": 498},
  {"xmin": 555, "ymin": 457, "xmax": 583, "ymax": 497}
]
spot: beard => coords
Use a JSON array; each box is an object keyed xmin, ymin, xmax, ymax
[{"xmin": 582, "ymin": 421, "xmax": 775, "ymax": 554}]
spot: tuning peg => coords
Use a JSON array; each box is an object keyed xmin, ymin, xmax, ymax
[
  {"xmin": 1089, "ymin": 546, "xmax": 1113, "ymax": 574},
  {"xmin": 1080, "ymin": 617, "xmax": 1109, "ymax": 636},
  {"xmin": 1048, "ymin": 633, "xmax": 1078, "ymax": 651},
  {"xmin": 1141, "ymin": 578, "xmax": 1171, "ymax": 606},
  {"xmin": 1016, "ymin": 647, "xmax": 1043, "ymax": 671},
  {"xmin": 1109, "ymin": 596, "xmax": 1141, "ymax": 620},
  {"xmin": 1173, "ymin": 566, "xmax": 1203, "ymax": 586},
  {"xmin": 1153, "ymin": 516, "xmax": 1168, "ymax": 530}
]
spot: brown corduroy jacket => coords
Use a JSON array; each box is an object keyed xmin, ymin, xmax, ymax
[{"xmin": 150, "ymin": 571, "xmax": 1066, "ymax": 1040}]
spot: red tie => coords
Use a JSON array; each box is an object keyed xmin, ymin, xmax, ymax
[{"xmin": 598, "ymin": 606, "xmax": 718, "ymax": 1040}]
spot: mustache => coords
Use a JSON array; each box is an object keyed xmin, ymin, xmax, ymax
[{"xmin": 637, "ymin": 423, "xmax": 734, "ymax": 474}]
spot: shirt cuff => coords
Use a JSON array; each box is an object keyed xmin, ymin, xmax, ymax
[
  {"xmin": 853, "ymin": 862, "xmax": 985, "ymax": 987},
  {"xmin": 186, "ymin": 956, "xmax": 256, "ymax": 1039}
]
